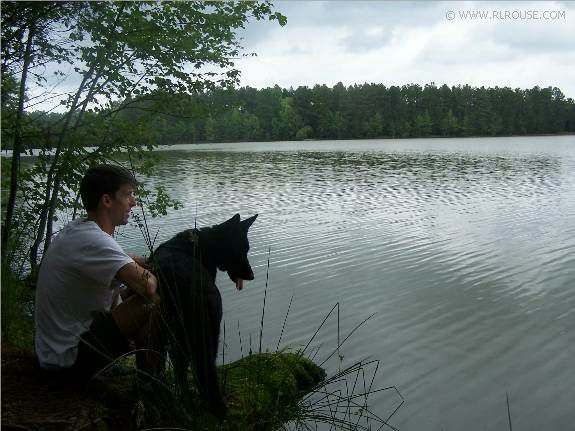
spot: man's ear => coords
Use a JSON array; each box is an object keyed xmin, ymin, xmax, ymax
[{"xmin": 101, "ymin": 194, "xmax": 113, "ymax": 208}]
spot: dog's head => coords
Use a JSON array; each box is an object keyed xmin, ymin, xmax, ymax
[{"xmin": 213, "ymin": 213, "xmax": 257, "ymax": 291}]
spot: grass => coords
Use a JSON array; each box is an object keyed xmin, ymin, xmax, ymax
[
  {"xmin": 117, "ymin": 313, "xmax": 402, "ymax": 431},
  {"xmin": 279, "ymin": 303, "xmax": 404, "ymax": 431},
  {"xmin": 1, "ymin": 262, "xmax": 34, "ymax": 352},
  {"xmin": 117, "ymin": 349, "xmax": 328, "ymax": 431}
]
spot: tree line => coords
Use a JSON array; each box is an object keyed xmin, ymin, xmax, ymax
[
  {"xmin": 13, "ymin": 83, "xmax": 574, "ymax": 151},
  {"xmin": 138, "ymin": 83, "xmax": 575, "ymax": 144}
]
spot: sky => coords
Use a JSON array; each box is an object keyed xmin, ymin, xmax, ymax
[
  {"xmin": 234, "ymin": 1, "xmax": 575, "ymax": 98},
  {"xmin": 21, "ymin": 0, "xmax": 575, "ymax": 113}
]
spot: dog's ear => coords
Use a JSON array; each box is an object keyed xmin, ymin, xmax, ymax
[
  {"xmin": 224, "ymin": 214, "xmax": 241, "ymax": 225},
  {"xmin": 241, "ymin": 214, "xmax": 258, "ymax": 230}
]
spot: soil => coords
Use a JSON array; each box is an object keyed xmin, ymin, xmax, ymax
[
  {"xmin": 2, "ymin": 345, "xmax": 327, "ymax": 431},
  {"xmin": 1, "ymin": 345, "xmax": 132, "ymax": 431}
]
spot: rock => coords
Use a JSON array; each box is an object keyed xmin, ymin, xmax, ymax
[{"xmin": 219, "ymin": 351, "xmax": 326, "ymax": 430}]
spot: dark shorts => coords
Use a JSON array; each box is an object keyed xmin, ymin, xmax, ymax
[{"xmin": 72, "ymin": 310, "xmax": 130, "ymax": 379}]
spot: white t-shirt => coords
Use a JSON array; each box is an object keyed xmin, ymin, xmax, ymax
[{"xmin": 34, "ymin": 218, "xmax": 134, "ymax": 369}]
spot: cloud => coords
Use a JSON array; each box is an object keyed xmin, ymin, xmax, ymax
[
  {"xmin": 236, "ymin": 1, "xmax": 575, "ymax": 98},
  {"xmin": 339, "ymin": 25, "xmax": 394, "ymax": 53},
  {"xmin": 24, "ymin": 0, "xmax": 575, "ymax": 112}
]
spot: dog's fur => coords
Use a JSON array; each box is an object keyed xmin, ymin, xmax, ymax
[{"xmin": 151, "ymin": 213, "xmax": 257, "ymax": 418}]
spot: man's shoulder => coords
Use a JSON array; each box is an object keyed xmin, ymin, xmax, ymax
[
  {"xmin": 43, "ymin": 218, "xmax": 131, "ymax": 274},
  {"xmin": 54, "ymin": 218, "xmax": 119, "ymax": 251},
  {"xmin": 61, "ymin": 218, "xmax": 107, "ymax": 238}
]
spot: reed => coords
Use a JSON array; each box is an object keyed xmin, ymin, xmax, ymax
[
  {"xmin": 506, "ymin": 392, "xmax": 513, "ymax": 431},
  {"xmin": 280, "ymin": 302, "xmax": 404, "ymax": 431}
]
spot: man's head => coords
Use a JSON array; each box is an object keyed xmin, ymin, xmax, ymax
[{"xmin": 80, "ymin": 164, "xmax": 137, "ymax": 226}]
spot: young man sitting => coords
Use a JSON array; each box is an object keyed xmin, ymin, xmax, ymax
[{"xmin": 35, "ymin": 164, "xmax": 162, "ymax": 381}]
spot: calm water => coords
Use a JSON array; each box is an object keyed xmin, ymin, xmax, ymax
[{"xmin": 115, "ymin": 136, "xmax": 574, "ymax": 430}]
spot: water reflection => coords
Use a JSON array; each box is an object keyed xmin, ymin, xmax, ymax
[{"xmin": 115, "ymin": 137, "xmax": 575, "ymax": 430}]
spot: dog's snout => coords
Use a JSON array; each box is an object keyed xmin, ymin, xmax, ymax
[{"xmin": 228, "ymin": 266, "xmax": 254, "ymax": 282}]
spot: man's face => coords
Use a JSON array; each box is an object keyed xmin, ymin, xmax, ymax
[{"xmin": 109, "ymin": 183, "xmax": 136, "ymax": 226}]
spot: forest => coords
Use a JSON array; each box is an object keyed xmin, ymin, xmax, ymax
[
  {"xmin": 13, "ymin": 82, "xmax": 574, "ymax": 150},
  {"xmin": 153, "ymin": 83, "xmax": 575, "ymax": 143}
]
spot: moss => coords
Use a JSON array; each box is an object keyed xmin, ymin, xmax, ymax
[{"xmin": 219, "ymin": 351, "xmax": 326, "ymax": 430}]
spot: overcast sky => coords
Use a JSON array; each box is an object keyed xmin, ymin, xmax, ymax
[{"xmin": 234, "ymin": 1, "xmax": 575, "ymax": 98}]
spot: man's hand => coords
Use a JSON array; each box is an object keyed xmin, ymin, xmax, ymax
[
  {"xmin": 149, "ymin": 292, "xmax": 161, "ymax": 306},
  {"xmin": 120, "ymin": 285, "xmax": 135, "ymax": 301},
  {"xmin": 111, "ymin": 285, "xmax": 137, "ymax": 310}
]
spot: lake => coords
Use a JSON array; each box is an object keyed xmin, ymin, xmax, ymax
[{"xmin": 114, "ymin": 136, "xmax": 574, "ymax": 430}]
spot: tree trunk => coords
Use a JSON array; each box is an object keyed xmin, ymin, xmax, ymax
[
  {"xmin": 2, "ymin": 20, "xmax": 35, "ymax": 257},
  {"xmin": 39, "ymin": 4, "xmax": 129, "ymax": 259},
  {"xmin": 42, "ymin": 69, "xmax": 102, "ymax": 257},
  {"xmin": 29, "ymin": 71, "xmax": 91, "ymax": 271}
]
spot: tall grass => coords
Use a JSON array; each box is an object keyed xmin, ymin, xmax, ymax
[{"xmin": 274, "ymin": 303, "xmax": 404, "ymax": 431}]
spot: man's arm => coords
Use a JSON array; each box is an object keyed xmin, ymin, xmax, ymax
[
  {"xmin": 116, "ymin": 262, "xmax": 159, "ymax": 303},
  {"xmin": 116, "ymin": 254, "xmax": 150, "ymax": 302}
]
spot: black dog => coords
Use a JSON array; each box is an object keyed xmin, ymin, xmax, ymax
[{"xmin": 151, "ymin": 213, "xmax": 257, "ymax": 418}]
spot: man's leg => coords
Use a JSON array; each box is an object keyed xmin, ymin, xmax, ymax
[
  {"xmin": 75, "ymin": 311, "xmax": 130, "ymax": 380},
  {"xmin": 111, "ymin": 295, "xmax": 164, "ymax": 376}
]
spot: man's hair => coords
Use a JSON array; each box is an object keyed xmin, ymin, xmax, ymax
[{"xmin": 80, "ymin": 164, "xmax": 136, "ymax": 212}]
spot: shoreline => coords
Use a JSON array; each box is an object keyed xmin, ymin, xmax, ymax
[{"xmin": 2, "ymin": 133, "xmax": 573, "ymax": 157}]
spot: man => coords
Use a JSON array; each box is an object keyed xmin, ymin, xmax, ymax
[{"xmin": 35, "ymin": 164, "xmax": 161, "ymax": 380}]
